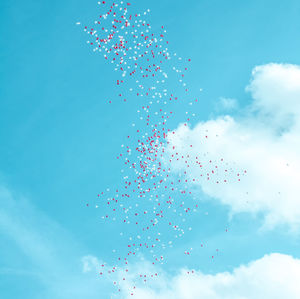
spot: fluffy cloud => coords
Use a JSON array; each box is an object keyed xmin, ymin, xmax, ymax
[
  {"xmin": 166, "ymin": 63, "xmax": 300, "ymax": 230},
  {"xmin": 122, "ymin": 253, "xmax": 300, "ymax": 299}
]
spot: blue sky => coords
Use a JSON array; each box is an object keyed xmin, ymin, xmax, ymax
[{"xmin": 1, "ymin": 0, "xmax": 300, "ymax": 298}]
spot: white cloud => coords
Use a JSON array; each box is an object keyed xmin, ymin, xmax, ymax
[
  {"xmin": 82, "ymin": 255, "xmax": 101, "ymax": 273},
  {"xmin": 166, "ymin": 63, "xmax": 300, "ymax": 230},
  {"xmin": 0, "ymin": 185, "xmax": 109, "ymax": 299},
  {"xmin": 216, "ymin": 97, "xmax": 238, "ymax": 111},
  {"xmin": 247, "ymin": 63, "xmax": 300, "ymax": 129},
  {"xmin": 122, "ymin": 253, "xmax": 300, "ymax": 299},
  {"xmin": 81, "ymin": 254, "xmax": 167, "ymax": 297}
]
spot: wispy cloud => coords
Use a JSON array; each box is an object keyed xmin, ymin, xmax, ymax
[
  {"xmin": 215, "ymin": 97, "xmax": 238, "ymax": 112},
  {"xmin": 0, "ymin": 185, "xmax": 109, "ymax": 299}
]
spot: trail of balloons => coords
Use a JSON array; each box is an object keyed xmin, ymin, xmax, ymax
[{"xmin": 78, "ymin": 1, "xmax": 246, "ymax": 296}]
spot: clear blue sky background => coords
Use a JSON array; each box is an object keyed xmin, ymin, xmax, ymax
[{"xmin": 1, "ymin": 0, "xmax": 300, "ymax": 298}]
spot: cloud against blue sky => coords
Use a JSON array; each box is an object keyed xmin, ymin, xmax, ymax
[
  {"xmin": 1, "ymin": 0, "xmax": 300, "ymax": 298},
  {"xmin": 167, "ymin": 63, "xmax": 300, "ymax": 230}
]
